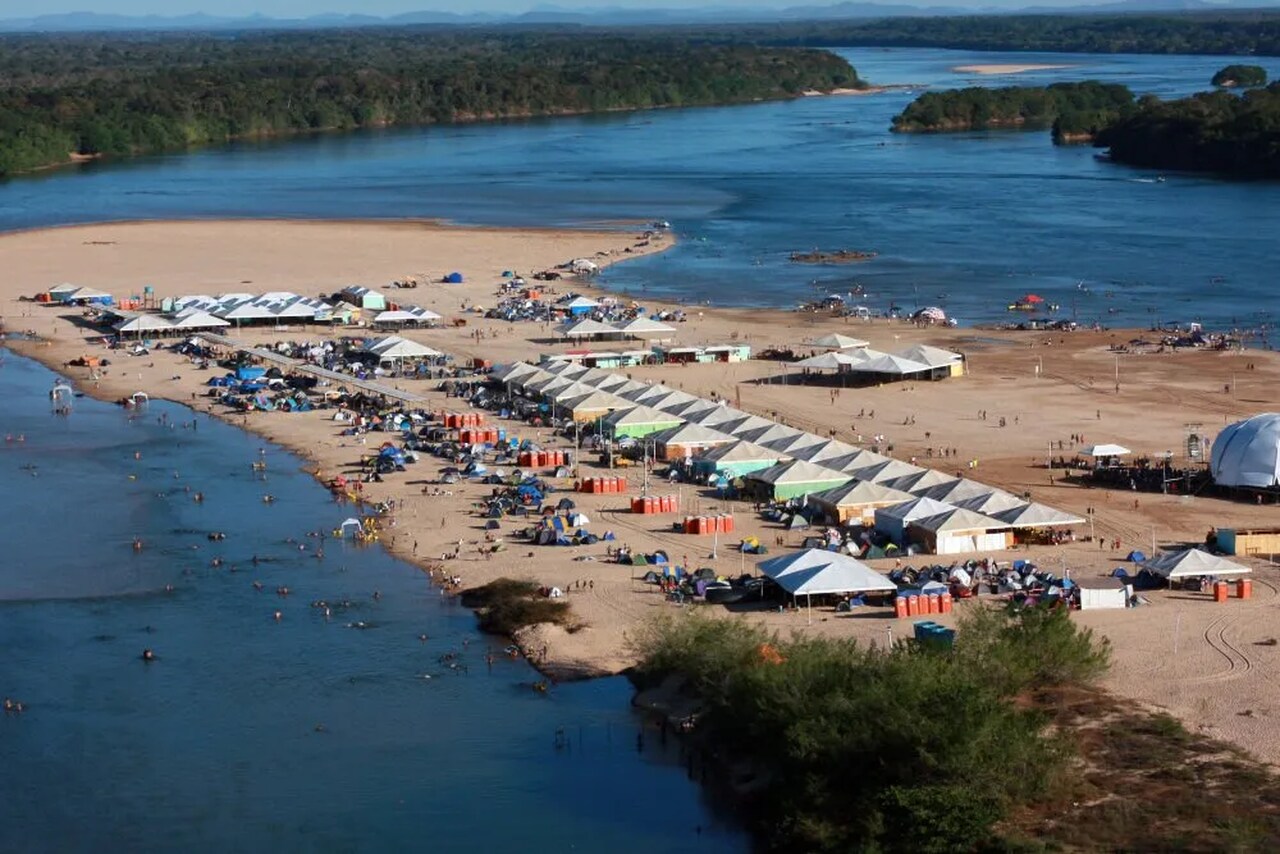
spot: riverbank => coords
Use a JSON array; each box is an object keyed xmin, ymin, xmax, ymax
[{"xmin": 6, "ymin": 219, "xmax": 1280, "ymax": 762}]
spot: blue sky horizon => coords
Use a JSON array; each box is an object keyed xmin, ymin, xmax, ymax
[{"xmin": 0, "ymin": 0, "xmax": 1122, "ymax": 18}]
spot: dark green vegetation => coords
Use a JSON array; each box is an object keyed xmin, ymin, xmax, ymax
[
  {"xmin": 0, "ymin": 30, "xmax": 859, "ymax": 177},
  {"xmin": 632, "ymin": 605, "xmax": 1108, "ymax": 852},
  {"xmin": 894, "ymin": 81, "xmax": 1280, "ymax": 176},
  {"xmin": 634, "ymin": 605, "xmax": 1280, "ymax": 852},
  {"xmin": 1212, "ymin": 64, "xmax": 1269, "ymax": 88},
  {"xmin": 717, "ymin": 10, "xmax": 1280, "ymax": 57},
  {"xmin": 1098, "ymin": 84, "xmax": 1280, "ymax": 177},
  {"xmin": 891, "ymin": 81, "xmax": 1135, "ymax": 142},
  {"xmin": 460, "ymin": 577, "xmax": 574, "ymax": 635}
]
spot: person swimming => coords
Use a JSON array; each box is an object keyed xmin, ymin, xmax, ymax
[{"xmin": 141, "ymin": 649, "xmax": 156, "ymax": 662}]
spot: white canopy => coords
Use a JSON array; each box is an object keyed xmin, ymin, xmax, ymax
[
  {"xmin": 853, "ymin": 353, "xmax": 934, "ymax": 376},
  {"xmin": 992, "ymin": 503, "xmax": 1085, "ymax": 528},
  {"xmin": 559, "ymin": 318, "xmax": 618, "ymax": 338},
  {"xmin": 169, "ymin": 311, "xmax": 231, "ymax": 330},
  {"xmin": 114, "ymin": 314, "xmax": 175, "ymax": 333},
  {"xmin": 896, "ymin": 344, "xmax": 962, "ymax": 367},
  {"xmin": 562, "ymin": 295, "xmax": 600, "ymax": 308},
  {"xmin": 809, "ymin": 332, "xmax": 869, "ymax": 350},
  {"xmin": 1081, "ymin": 443, "xmax": 1131, "ymax": 458},
  {"xmin": 364, "ymin": 336, "xmax": 441, "ymax": 360},
  {"xmin": 758, "ymin": 548, "xmax": 896, "ymax": 595},
  {"xmin": 616, "ymin": 317, "xmax": 677, "ymax": 337},
  {"xmin": 1144, "ymin": 548, "xmax": 1251, "ymax": 579},
  {"xmin": 794, "ymin": 351, "xmax": 859, "ymax": 371},
  {"xmin": 1211, "ymin": 413, "xmax": 1280, "ymax": 489},
  {"xmin": 372, "ymin": 309, "xmax": 425, "ymax": 325}
]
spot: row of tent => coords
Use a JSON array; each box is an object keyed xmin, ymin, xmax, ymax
[
  {"xmin": 558, "ymin": 316, "xmax": 679, "ymax": 340},
  {"xmin": 493, "ymin": 358, "xmax": 1083, "ymax": 553},
  {"xmin": 791, "ymin": 342, "xmax": 965, "ymax": 379}
]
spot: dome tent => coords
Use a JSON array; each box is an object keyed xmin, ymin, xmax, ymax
[{"xmin": 1211, "ymin": 413, "xmax": 1280, "ymax": 489}]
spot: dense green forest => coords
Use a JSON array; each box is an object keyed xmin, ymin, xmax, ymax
[
  {"xmin": 892, "ymin": 80, "xmax": 1280, "ymax": 176},
  {"xmin": 710, "ymin": 10, "xmax": 1280, "ymax": 57},
  {"xmin": 1212, "ymin": 64, "xmax": 1269, "ymax": 88},
  {"xmin": 0, "ymin": 31, "xmax": 859, "ymax": 176},
  {"xmin": 891, "ymin": 81, "xmax": 1135, "ymax": 140},
  {"xmin": 1098, "ymin": 84, "xmax": 1280, "ymax": 177}
]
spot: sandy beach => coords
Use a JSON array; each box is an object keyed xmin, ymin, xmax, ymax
[
  {"xmin": 952, "ymin": 64, "xmax": 1077, "ymax": 75},
  {"xmin": 6, "ymin": 219, "xmax": 1280, "ymax": 761}
]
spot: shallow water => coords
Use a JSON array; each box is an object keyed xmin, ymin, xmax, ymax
[
  {"xmin": 1, "ymin": 48, "xmax": 1277, "ymax": 327},
  {"xmin": 0, "ymin": 354, "xmax": 745, "ymax": 853}
]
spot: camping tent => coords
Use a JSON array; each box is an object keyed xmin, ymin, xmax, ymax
[
  {"xmin": 1143, "ymin": 548, "xmax": 1251, "ymax": 579},
  {"xmin": 1210, "ymin": 413, "xmax": 1280, "ymax": 489},
  {"xmin": 562, "ymin": 295, "xmax": 600, "ymax": 315}
]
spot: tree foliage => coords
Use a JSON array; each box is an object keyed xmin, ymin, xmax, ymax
[
  {"xmin": 631, "ymin": 603, "xmax": 1110, "ymax": 852},
  {"xmin": 1212, "ymin": 64, "xmax": 1269, "ymax": 88},
  {"xmin": 0, "ymin": 29, "xmax": 860, "ymax": 177},
  {"xmin": 891, "ymin": 81, "xmax": 1135, "ymax": 139},
  {"xmin": 1097, "ymin": 83, "xmax": 1280, "ymax": 177}
]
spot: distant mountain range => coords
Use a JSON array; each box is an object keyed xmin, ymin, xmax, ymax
[{"xmin": 0, "ymin": 0, "xmax": 1275, "ymax": 33}]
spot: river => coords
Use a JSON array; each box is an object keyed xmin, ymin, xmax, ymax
[
  {"xmin": 1, "ymin": 47, "xmax": 1277, "ymax": 327},
  {"xmin": 0, "ymin": 352, "xmax": 744, "ymax": 853}
]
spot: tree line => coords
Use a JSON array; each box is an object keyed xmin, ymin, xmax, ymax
[
  {"xmin": 696, "ymin": 10, "xmax": 1280, "ymax": 57},
  {"xmin": 0, "ymin": 30, "xmax": 860, "ymax": 177},
  {"xmin": 892, "ymin": 81, "xmax": 1280, "ymax": 176}
]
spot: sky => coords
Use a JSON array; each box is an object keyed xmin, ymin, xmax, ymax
[{"xmin": 0, "ymin": 0, "xmax": 1014, "ymax": 18}]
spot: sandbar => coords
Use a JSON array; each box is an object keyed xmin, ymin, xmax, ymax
[
  {"xmin": 5, "ymin": 219, "xmax": 1280, "ymax": 762},
  {"xmin": 952, "ymin": 64, "xmax": 1076, "ymax": 75}
]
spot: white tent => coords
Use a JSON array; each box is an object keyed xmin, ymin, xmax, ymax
[
  {"xmin": 874, "ymin": 497, "xmax": 956, "ymax": 543},
  {"xmin": 1081, "ymin": 443, "xmax": 1131, "ymax": 458},
  {"xmin": 114, "ymin": 313, "xmax": 176, "ymax": 334},
  {"xmin": 918, "ymin": 479, "xmax": 999, "ymax": 505},
  {"xmin": 896, "ymin": 344, "xmax": 963, "ymax": 368},
  {"xmin": 759, "ymin": 548, "xmax": 896, "ymax": 596},
  {"xmin": 952, "ymin": 491, "xmax": 1029, "ymax": 516},
  {"xmin": 616, "ymin": 317, "xmax": 677, "ymax": 339},
  {"xmin": 364, "ymin": 336, "xmax": 441, "ymax": 361},
  {"xmin": 372, "ymin": 309, "xmax": 426, "ymax": 325},
  {"xmin": 993, "ymin": 502, "xmax": 1084, "ymax": 529},
  {"xmin": 1210, "ymin": 413, "xmax": 1280, "ymax": 489},
  {"xmin": 562, "ymin": 295, "xmax": 600, "ymax": 310},
  {"xmin": 1143, "ymin": 548, "xmax": 1251, "ymax": 579},
  {"xmin": 853, "ymin": 353, "xmax": 934, "ymax": 377},
  {"xmin": 881, "ymin": 469, "xmax": 959, "ymax": 495},
  {"xmin": 794, "ymin": 351, "xmax": 859, "ymax": 371},
  {"xmin": 809, "ymin": 332, "xmax": 869, "ymax": 351},
  {"xmin": 169, "ymin": 311, "xmax": 231, "ymax": 330},
  {"xmin": 850, "ymin": 459, "xmax": 923, "ymax": 484},
  {"xmin": 559, "ymin": 318, "xmax": 619, "ymax": 339}
]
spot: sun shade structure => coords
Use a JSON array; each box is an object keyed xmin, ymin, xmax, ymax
[
  {"xmin": 169, "ymin": 311, "xmax": 231, "ymax": 330},
  {"xmin": 809, "ymin": 332, "xmax": 870, "ymax": 350},
  {"xmin": 1143, "ymin": 548, "xmax": 1251, "ymax": 579},
  {"xmin": 793, "ymin": 351, "xmax": 860, "ymax": 371},
  {"xmin": 896, "ymin": 344, "xmax": 963, "ymax": 368},
  {"xmin": 1211, "ymin": 413, "xmax": 1280, "ymax": 489},
  {"xmin": 615, "ymin": 317, "xmax": 677, "ymax": 338},
  {"xmin": 114, "ymin": 313, "xmax": 176, "ymax": 334},
  {"xmin": 992, "ymin": 503, "xmax": 1085, "ymax": 528},
  {"xmin": 363, "ymin": 336, "xmax": 441, "ymax": 360},
  {"xmin": 758, "ymin": 548, "xmax": 896, "ymax": 595},
  {"xmin": 559, "ymin": 318, "xmax": 620, "ymax": 339},
  {"xmin": 1080, "ymin": 443, "xmax": 1131, "ymax": 458}
]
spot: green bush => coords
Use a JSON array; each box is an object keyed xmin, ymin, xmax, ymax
[
  {"xmin": 633, "ymin": 605, "xmax": 1110, "ymax": 852},
  {"xmin": 461, "ymin": 577, "xmax": 572, "ymax": 635}
]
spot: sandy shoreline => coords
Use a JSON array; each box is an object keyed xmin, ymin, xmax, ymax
[
  {"xmin": 952, "ymin": 64, "xmax": 1076, "ymax": 75},
  {"xmin": 6, "ymin": 218, "xmax": 1280, "ymax": 761}
]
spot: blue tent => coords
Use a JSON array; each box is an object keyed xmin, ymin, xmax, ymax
[
  {"xmin": 1127, "ymin": 550, "xmax": 1147, "ymax": 563},
  {"xmin": 236, "ymin": 366, "xmax": 267, "ymax": 381},
  {"xmin": 445, "ymin": 272, "xmax": 464, "ymax": 284}
]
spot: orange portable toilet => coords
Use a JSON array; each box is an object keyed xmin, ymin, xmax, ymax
[
  {"xmin": 906, "ymin": 595, "xmax": 920, "ymax": 617},
  {"xmin": 723, "ymin": 515, "xmax": 735, "ymax": 533},
  {"xmin": 631, "ymin": 498, "xmax": 643, "ymax": 513},
  {"xmin": 894, "ymin": 597, "xmax": 909, "ymax": 619},
  {"xmin": 658, "ymin": 495, "xmax": 670, "ymax": 513},
  {"xmin": 940, "ymin": 593, "xmax": 953, "ymax": 614},
  {"xmin": 619, "ymin": 477, "xmax": 628, "ymax": 492},
  {"xmin": 924, "ymin": 595, "xmax": 937, "ymax": 615},
  {"xmin": 1213, "ymin": 581, "xmax": 1229, "ymax": 603},
  {"xmin": 1237, "ymin": 579, "xmax": 1253, "ymax": 600},
  {"xmin": 646, "ymin": 497, "xmax": 658, "ymax": 514}
]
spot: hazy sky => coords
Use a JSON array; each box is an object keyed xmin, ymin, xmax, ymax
[{"xmin": 0, "ymin": 0, "xmax": 1003, "ymax": 18}]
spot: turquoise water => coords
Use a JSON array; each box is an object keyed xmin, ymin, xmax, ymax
[
  {"xmin": 0, "ymin": 354, "xmax": 744, "ymax": 853},
  {"xmin": 1, "ymin": 48, "xmax": 1277, "ymax": 326}
]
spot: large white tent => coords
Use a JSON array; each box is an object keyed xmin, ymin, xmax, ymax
[
  {"xmin": 364, "ymin": 336, "xmax": 441, "ymax": 361},
  {"xmin": 1081, "ymin": 443, "xmax": 1131, "ymax": 459},
  {"xmin": 1143, "ymin": 548, "xmax": 1251, "ymax": 579},
  {"xmin": 758, "ymin": 548, "xmax": 896, "ymax": 596},
  {"xmin": 616, "ymin": 317, "xmax": 677, "ymax": 339},
  {"xmin": 1211, "ymin": 413, "xmax": 1280, "ymax": 489},
  {"xmin": 809, "ymin": 333, "xmax": 869, "ymax": 351}
]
